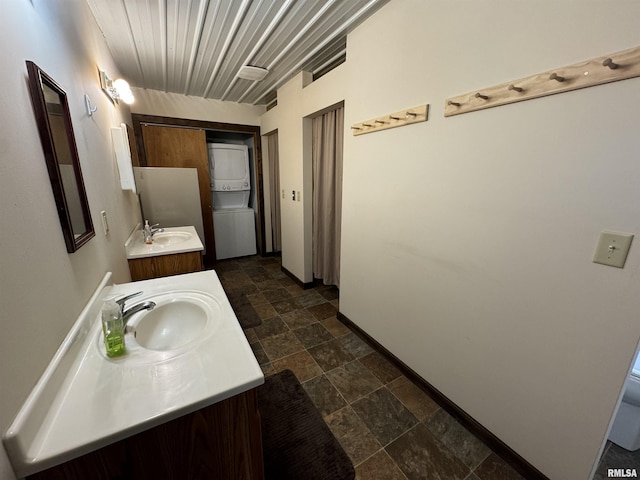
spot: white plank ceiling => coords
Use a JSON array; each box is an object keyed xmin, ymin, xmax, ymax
[{"xmin": 87, "ymin": 0, "xmax": 389, "ymax": 105}]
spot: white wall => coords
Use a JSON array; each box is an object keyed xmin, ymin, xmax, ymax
[
  {"xmin": 262, "ymin": 2, "xmax": 640, "ymax": 479},
  {"xmin": 0, "ymin": 1, "xmax": 141, "ymax": 478},
  {"xmin": 130, "ymin": 88, "xmax": 265, "ymax": 125},
  {"xmin": 261, "ymin": 67, "xmax": 347, "ymax": 282},
  {"xmin": 261, "ymin": 73, "xmax": 311, "ymax": 280}
]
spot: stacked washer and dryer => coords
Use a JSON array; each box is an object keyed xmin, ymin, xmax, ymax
[{"xmin": 208, "ymin": 143, "xmax": 257, "ymax": 260}]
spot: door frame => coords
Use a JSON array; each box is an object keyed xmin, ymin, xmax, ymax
[{"xmin": 132, "ymin": 114, "xmax": 266, "ymax": 260}]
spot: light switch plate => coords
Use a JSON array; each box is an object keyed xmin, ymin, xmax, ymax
[
  {"xmin": 593, "ymin": 231, "xmax": 633, "ymax": 268},
  {"xmin": 100, "ymin": 210, "xmax": 109, "ymax": 235}
]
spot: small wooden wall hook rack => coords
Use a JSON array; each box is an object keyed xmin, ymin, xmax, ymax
[
  {"xmin": 444, "ymin": 44, "xmax": 640, "ymax": 117},
  {"xmin": 351, "ymin": 104, "xmax": 429, "ymax": 136}
]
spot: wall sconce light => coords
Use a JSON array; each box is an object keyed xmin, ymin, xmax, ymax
[{"xmin": 99, "ymin": 69, "xmax": 134, "ymax": 105}]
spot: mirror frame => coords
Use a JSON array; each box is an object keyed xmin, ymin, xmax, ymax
[{"xmin": 26, "ymin": 61, "xmax": 94, "ymax": 253}]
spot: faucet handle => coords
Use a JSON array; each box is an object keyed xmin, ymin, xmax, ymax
[{"xmin": 115, "ymin": 291, "xmax": 143, "ymax": 310}]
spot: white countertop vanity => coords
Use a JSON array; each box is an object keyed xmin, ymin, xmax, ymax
[
  {"xmin": 124, "ymin": 225, "xmax": 206, "ymax": 282},
  {"xmin": 124, "ymin": 225, "xmax": 204, "ymax": 259},
  {"xmin": 3, "ymin": 270, "xmax": 264, "ymax": 478}
]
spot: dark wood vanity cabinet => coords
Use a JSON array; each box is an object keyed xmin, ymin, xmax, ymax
[
  {"xmin": 128, "ymin": 251, "xmax": 203, "ymax": 281},
  {"xmin": 27, "ymin": 388, "xmax": 265, "ymax": 480}
]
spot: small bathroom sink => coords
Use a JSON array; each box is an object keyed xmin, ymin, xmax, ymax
[
  {"xmin": 125, "ymin": 225, "xmax": 204, "ymax": 259},
  {"xmin": 151, "ymin": 231, "xmax": 192, "ymax": 246},
  {"xmin": 115, "ymin": 291, "xmax": 221, "ymax": 358},
  {"xmin": 134, "ymin": 300, "xmax": 207, "ymax": 351}
]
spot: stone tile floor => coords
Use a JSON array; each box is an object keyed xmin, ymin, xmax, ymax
[{"xmin": 215, "ymin": 255, "xmax": 528, "ymax": 480}]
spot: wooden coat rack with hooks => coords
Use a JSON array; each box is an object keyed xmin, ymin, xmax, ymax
[
  {"xmin": 351, "ymin": 104, "xmax": 428, "ymax": 136},
  {"xmin": 444, "ymin": 45, "xmax": 640, "ymax": 117}
]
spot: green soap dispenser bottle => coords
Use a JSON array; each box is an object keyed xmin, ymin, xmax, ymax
[{"xmin": 101, "ymin": 296, "xmax": 126, "ymax": 357}]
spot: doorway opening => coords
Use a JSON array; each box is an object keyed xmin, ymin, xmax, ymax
[
  {"xmin": 206, "ymin": 131, "xmax": 258, "ymax": 260},
  {"xmin": 310, "ymin": 104, "xmax": 344, "ymax": 287},
  {"xmin": 592, "ymin": 343, "xmax": 640, "ymax": 478}
]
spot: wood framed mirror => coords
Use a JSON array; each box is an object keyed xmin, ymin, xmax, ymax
[{"xmin": 26, "ymin": 61, "xmax": 94, "ymax": 253}]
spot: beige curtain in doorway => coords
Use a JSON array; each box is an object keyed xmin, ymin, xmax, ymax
[
  {"xmin": 312, "ymin": 106, "xmax": 344, "ymax": 287},
  {"xmin": 267, "ymin": 132, "xmax": 281, "ymax": 252}
]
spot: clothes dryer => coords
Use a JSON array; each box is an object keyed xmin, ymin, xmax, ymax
[{"xmin": 208, "ymin": 143, "xmax": 250, "ymax": 209}]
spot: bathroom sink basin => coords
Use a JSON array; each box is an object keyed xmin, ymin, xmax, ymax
[
  {"xmin": 134, "ymin": 301, "xmax": 206, "ymax": 351},
  {"xmin": 121, "ymin": 291, "xmax": 221, "ymax": 356},
  {"xmin": 125, "ymin": 225, "xmax": 204, "ymax": 259},
  {"xmin": 152, "ymin": 231, "xmax": 192, "ymax": 246}
]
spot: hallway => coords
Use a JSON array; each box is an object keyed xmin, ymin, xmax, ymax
[{"xmin": 215, "ymin": 256, "xmax": 526, "ymax": 480}]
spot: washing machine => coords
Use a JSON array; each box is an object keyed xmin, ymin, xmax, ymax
[
  {"xmin": 208, "ymin": 143, "xmax": 256, "ymax": 259},
  {"xmin": 213, "ymin": 208, "xmax": 257, "ymax": 260}
]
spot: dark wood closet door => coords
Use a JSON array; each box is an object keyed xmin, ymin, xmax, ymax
[{"xmin": 141, "ymin": 125, "xmax": 216, "ymax": 265}]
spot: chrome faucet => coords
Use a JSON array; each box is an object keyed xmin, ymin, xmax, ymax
[
  {"xmin": 143, "ymin": 221, "xmax": 164, "ymax": 244},
  {"xmin": 115, "ymin": 291, "xmax": 156, "ymax": 329}
]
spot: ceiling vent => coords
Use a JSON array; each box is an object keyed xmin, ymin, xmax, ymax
[{"xmin": 237, "ymin": 65, "xmax": 269, "ymax": 81}]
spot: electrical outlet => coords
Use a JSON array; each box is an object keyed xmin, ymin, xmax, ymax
[
  {"xmin": 292, "ymin": 190, "xmax": 296, "ymax": 201},
  {"xmin": 593, "ymin": 231, "xmax": 633, "ymax": 268},
  {"xmin": 100, "ymin": 210, "xmax": 109, "ymax": 235}
]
